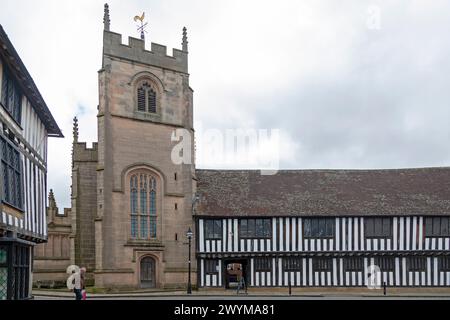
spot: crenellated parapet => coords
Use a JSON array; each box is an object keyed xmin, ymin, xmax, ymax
[
  {"xmin": 103, "ymin": 30, "xmax": 188, "ymax": 74},
  {"xmin": 101, "ymin": 4, "xmax": 188, "ymax": 74},
  {"xmin": 73, "ymin": 142, "xmax": 98, "ymax": 163}
]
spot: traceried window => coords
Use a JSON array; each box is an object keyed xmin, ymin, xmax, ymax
[
  {"xmin": 304, "ymin": 218, "xmax": 335, "ymax": 238},
  {"xmin": 1, "ymin": 63, "xmax": 22, "ymax": 124},
  {"xmin": 365, "ymin": 218, "xmax": 392, "ymax": 238},
  {"xmin": 130, "ymin": 173, "xmax": 158, "ymax": 239},
  {"xmin": 137, "ymin": 82, "xmax": 157, "ymax": 113},
  {"xmin": 0, "ymin": 137, "xmax": 22, "ymax": 210}
]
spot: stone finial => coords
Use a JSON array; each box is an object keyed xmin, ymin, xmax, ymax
[
  {"xmin": 182, "ymin": 27, "xmax": 188, "ymax": 52},
  {"xmin": 104, "ymin": 3, "xmax": 111, "ymax": 31},
  {"xmin": 48, "ymin": 189, "xmax": 57, "ymax": 209},
  {"xmin": 73, "ymin": 116, "xmax": 79, "ymax": 143}
]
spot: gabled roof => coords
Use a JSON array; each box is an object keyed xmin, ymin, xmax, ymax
[
  {"xmin": 0, "ymin": 25, "xmax": 63, "ymax": 137},
  {"xmin": 195, "ymin": 168, "xmax": 450, "ymax": 217}
]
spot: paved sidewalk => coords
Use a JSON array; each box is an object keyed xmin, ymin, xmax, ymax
[{"xmin": 33, "ymin": 287, "xmax": 450, "ymax": 299}]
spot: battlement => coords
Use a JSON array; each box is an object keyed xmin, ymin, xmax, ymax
[
  {"xmin": 103, "ymin": 30, "xmax": 188, "ymax": 74},
  {"xmin": 73, "ymin": 142, "xmax": 98, "ymax": 163}
]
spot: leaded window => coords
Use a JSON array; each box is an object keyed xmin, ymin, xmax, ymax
[
  {"xmin": 439, "ymin": 256, "xmax": 450, "ymax": 272},
  {"xmin": 0, "ymin": 245, "xmax": 7, "ymax": 301},
  {"xmin": 425, "ymin": 217, "xmax": 450, "ymax": 237},
  {"xmin": 365, "ymin": 218, "xmax": 392, "ymax": 238},
  {"xmin": 130, "ymin": 173, "xmax": 158, "ymax": 239},
  {"xmin": 204, "ymin": 220, "xmax": 222, "ymax": 240},
  {"xmin": 254, "ymin": 257, "xmax": 272, "ymax": 272},
  {"xmin": 0, "ymin": 243, "xmax": 30, "ymax": 300},
  {"xmin": 205, "ymin": 260, "xmax": 219, "ymax": 274},
  {"xmin": 313, "ymin": 257, "xmax": 332, "ymax": 272},
  {"xmin": 239, "ymin": 219, "xmax": 272, "ymax": 239},
  {"xmin": 0, "ymin": 137, "xmax": 23, "ymax": 209},
  {"xmin": 1, "ymin": 64, "xmax": 22, "ymax": 124},
  {"xmin": 137, "ymin": 82, "xmax": 157, "ymax": 113},
  {"xmin": 283, "ymin": 257, "xmax": 302, "ymax": 271},
  {"xmin": 344, "ymin": 257, "xmax": 364, "ymax": 272},
  {"xmin": 407, "ymin": 256, "xmax": 427, "ymax": 272},
  {"xmin": 304, "ymin": 218, "xmax": 335, "ymax": 238},
  {"xmin": 375, "ymin": 257, "xmax": 395, "ymax": 272}
]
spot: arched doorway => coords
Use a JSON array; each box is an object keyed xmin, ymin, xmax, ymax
[{"xmin": 140, "ymin": 256, "xmax": 156, "ymax": 288}]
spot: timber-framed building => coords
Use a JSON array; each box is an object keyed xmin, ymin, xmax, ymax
[{"xmin": 0, "ymin": 25, "xmax": 63, "ymax": 300}]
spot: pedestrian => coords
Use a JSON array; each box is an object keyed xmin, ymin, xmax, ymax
[
  {"xmin": 72, "ymin": 269, "xmax": 82, "ymax": 300},
  {"xmin": 80, "ymin": 267, "xmax": 87, "ymax": 300}
]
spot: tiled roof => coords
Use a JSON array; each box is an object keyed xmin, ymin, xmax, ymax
[{"xmin": 195, "ymin": 168, "xmax": 450, "ymax": 217}]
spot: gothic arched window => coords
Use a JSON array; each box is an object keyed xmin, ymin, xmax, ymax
[
  {"xmin": 137, "ymin": 82, "xmax": 157, "ymax": 113},
  {"xmin": 130, "ymin": 173, "xmax": 158, "ymax": 240},
  {"xmin": 130, "ymin": 175, "xmax": 138, "ymax": 238}
]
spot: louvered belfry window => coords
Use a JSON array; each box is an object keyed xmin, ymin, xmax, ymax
[{"xmin": 137, "ymin": 82, "xmax": 157, "ymax": 113}]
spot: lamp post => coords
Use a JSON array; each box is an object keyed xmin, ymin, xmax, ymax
[{"xmin": 186, "ymin": 227, "xmax": 193, "ymax": 294}]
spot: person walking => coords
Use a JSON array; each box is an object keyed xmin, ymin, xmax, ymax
[
  {"xmin": 80, "ymin": 267, "xmax": 87, "ymax": 300},
  {"xmin": 72, "ymin": 269, "xmax": 82, "ymax": 300}
]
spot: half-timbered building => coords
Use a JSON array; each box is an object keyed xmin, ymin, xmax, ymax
[
  {"xmin": 194, "ymin": 169, "xmax": 450, "ymax": 289},
  {"xmin": 0, "ymin": 25, "xmax": 63, "ymax": 300}
]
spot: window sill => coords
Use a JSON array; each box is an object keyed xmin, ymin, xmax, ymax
[{"xmin": 125, "ymin": 239, "xmax": 164, "ymax": 248}]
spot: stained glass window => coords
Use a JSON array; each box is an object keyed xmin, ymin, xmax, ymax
[
  {"xmin": 150, "ymin": 190, "xmax": 156, "ymax": 215},
  {"xmin": 131, "ymin": 215, "xmax": 138, "ymax": 238},
  {"xmin": 130, "ymin": 173, "xmax": 157, "ymax": 240},
  {"xmin": 150, "ymin": 217, "xmax": 157, "ymax": 238},
  {"xmin": 141, "ymin": 216, "xmax": 148, "ymax": 238},
  {"xmin": 130, "ymin": 175, "xmax": 138, "ymax": 214},
  {"xmin": 140, "ymin": 175, "xmax": 147, "ymax": 214}
]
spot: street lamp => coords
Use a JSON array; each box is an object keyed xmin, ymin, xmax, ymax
[{"xmin": 186, "ymin": 227, "xmax": 193, "ymax": 294}]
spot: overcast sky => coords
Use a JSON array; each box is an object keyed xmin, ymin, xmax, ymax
[{"xmin": 1, "ymin": 0, "xmax": 450, "ymax": 209}]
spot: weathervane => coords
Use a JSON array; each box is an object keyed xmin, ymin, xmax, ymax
[{"xmin": 134, "ymin": 12, "xmax": 148, "ymax": 40}]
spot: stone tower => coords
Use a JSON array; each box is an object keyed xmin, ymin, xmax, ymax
[{"xmin": 91, "ymin": 3, "xmax": 196, "ymax": 288}]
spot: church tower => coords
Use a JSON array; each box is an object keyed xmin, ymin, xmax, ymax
[{"xmin": 92, "ymin": 3, "xmax": 196, "ymax": 288}]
